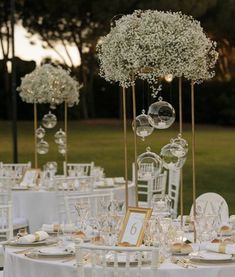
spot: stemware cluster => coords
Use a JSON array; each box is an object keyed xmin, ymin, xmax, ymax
[{"xmin": 75, "ymin": 199, "xmax": 125, "ymax": 246}]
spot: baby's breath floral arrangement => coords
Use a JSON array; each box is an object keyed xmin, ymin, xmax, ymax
[
  {"xmin": 97, "ymin": 10, "xmax": 219, "ymax": 90},
  {"xmin": 18, "ymin": 64, "xmax": 81, "ymax": 107}
]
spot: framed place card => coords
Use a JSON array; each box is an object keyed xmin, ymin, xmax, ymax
[
  {"xmin": 118, "ymin": 207, "xmax": 152, "ymax": 246},
  {"xmin": 20, "ymin": 169, "xmax": 40, "ymax": 187}
]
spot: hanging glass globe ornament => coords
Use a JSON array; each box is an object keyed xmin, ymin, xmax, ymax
[
  {"xmin": 132, "ymin": 109, "xmax": 154, "ymax": 141},
  {"xmin": 35, "ymin": 126, "xmax": 45, "ymax": 139},
  {"xmin": 42, "ymin": 111, "xmax": 57, "ymax": 129},
  {"xmin": 49, "ymin": 98, "xmax": 57, "ymax": 110},
  {"xmin": 137, "ymin": 147, "xmax": 163, "ymax": 178},
  {"xmin": 147, "ymin": 97, "xmax": 175, "ymax": 129},
  {"xmin": 171, "ymin": 134, "xmax": 188, "ymax": 158},
  {"xmin": 36, "ymin": 139, "xmax": 49, "ymax": 155},
  {"xmin": 160, "ymin": 143, "xmax": 186, "ymax": 170},
  {"xmin": 164, "ymin": 74, "xmax": 174, "ymax": 82},
  {"xmin": 54, "ymin": 128, "xmax": 66, "ymax": 145},
  {"xmin": 58, "ymin": 143, "xmax": 67, "ymax": 155}
]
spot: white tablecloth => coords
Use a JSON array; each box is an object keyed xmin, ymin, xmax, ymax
[
  {"xmin": 12, "ymin": 183, "xmax": 135, "ymax": 232},
  {"xmin": 4, "ymin": 246, "xmax": 235, "ymax": 277}
]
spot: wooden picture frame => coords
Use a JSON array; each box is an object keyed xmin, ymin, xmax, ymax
[
  {"xmin": 118, "ymin": 207, "xmax": 152, "ymax": 246},
  {"xmin": 20, "ymin": 169, "xmax": 40, "ymax": 187}
]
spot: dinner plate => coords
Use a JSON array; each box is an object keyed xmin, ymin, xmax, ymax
[
  {"xmin": 30, "ymin": 247, "xmax": 75, "ymax": 258},
  {"xmin": 189, "ymin": 251, "xmax": 234, "ymax": 263},
  {"xmin": 8, "ymin": 238, "xmax": 58, "ymax": 247}
]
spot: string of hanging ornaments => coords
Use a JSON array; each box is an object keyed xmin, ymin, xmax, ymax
[
  {"xmin": 97, "ymin": 9, "xmax": 218, "ymax": 239},
  {"xmin": 17, "ymin": 64, "xmax": 81, "ymax": 168}
]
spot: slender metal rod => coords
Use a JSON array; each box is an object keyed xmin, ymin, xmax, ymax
[
  {"xmin": 122, "ymin": 87, "xmax": 129, "ymax": 210},
  {"xmin": 34, "ymin": 103, "xmax": 38, "ymax": 168},
  {"xmin": 131, "ymin": 75, "xmax": 138, "ymax": 207},
  {"xmin": 179, "ymin": 77, "xmax": 184, "ymax": 228},
  {"xmin": 191, "ymin": 81, "xmax": 197, "ymax": 242},
  {"xmin": 64, "ymin": 102, "xmax": 68, "ymax": 165}
]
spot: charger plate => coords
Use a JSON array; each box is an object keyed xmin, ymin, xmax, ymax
[
  {"xmin": 8, "ymin": 238, "xmax": 58, "ymax": 247},
  {"xmin": 189, "ymin": 251, "xmax": 235, "ymax": 264},
  {"xmin": 25, "ymin": 247, "xmax": 74, "ymax": 259}
]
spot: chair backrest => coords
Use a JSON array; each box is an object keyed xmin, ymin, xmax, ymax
[
  {"xmin": 137, "ymin": 171, "xmax": 167, "ymax": 207},
  {"xmin": 0, "ymin": 201, "xmax": 13, "ymax": 240},
  {"xmin": 190, "ymin": 192, "xmax": 229, "ymax": 222},
  {"xmin": 54, "ymin": 176, "xmax": 94, "ymax": 222},
  {"xmin": 64, "ymin": 192, "xmax": 113, "ymax": 224},
  {"xmin": 75, "ymin": 240, "xmax": 159, "ymax": 277},
  {"xmin": 64, "ymin": 162, "xmax": 94, "ymax": 177},
  {"xmin": 53, "ymin": 175, "xmax": 94, "ymax": 192},
  {"xmin": 0, "ymin": 162, "xmax": 31, "ymax": 180},
  {"xmin": 167, "ymin": 168, "xmax": 180, "ymax": 218}
]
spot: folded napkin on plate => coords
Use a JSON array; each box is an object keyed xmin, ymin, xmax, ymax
[
  {"xmin": 206, "ymin": 243, "xmax": 235, "ymax": 254},
  {"xmin": 41, "ymin": 224, "xmax": 76, "ymax": 233},
  {"xmin": 18, "ymin": 231, "xmax": 49, "ymax": 243},
  {"xmin": 64, "ymin": 243, "xmax": 75, "ymax": 254}
]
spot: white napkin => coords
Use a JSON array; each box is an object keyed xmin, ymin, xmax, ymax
[
  {"xmin": 206, "ymin": 243, "xmax": 235, "ymax": 255},
  {"xmin": 18, "ymin": 231, "xmax": 49, "ymax": 243},
  {"xmin": 41, "ymin": 224, "xmax": 76, "ymax": 233},
  {"xmin": 114, "ymin": 177, "xmax": 125, "ymax": 183},
  {"xmin": 64, "ymin": 243, "xmax": 75, "ymax": 254}
]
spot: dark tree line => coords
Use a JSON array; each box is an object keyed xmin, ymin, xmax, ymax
[{"xmin": 1, "ymin": 0, "xmax": 235, "ymax": 124}]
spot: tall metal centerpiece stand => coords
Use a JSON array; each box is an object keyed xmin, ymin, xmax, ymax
[{"xmin": 34, "ymin": 102, "xmax": 38, "ymax": 168}]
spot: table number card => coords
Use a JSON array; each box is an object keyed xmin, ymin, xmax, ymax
[
  {"xmin": 20, "ymin": 169, "xmax": 40, "ymax": 187},
  {"xmin": 118, "ymin": 207, "xmax": 152, "ymax": 246}
]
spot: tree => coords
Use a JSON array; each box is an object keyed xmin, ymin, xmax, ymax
[{"xmin": 0, "ymin": 0, "xmax": 12, "ymax": 119}]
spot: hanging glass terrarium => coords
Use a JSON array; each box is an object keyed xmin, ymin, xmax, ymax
[
  {"xmin": 58, "ymin": 143, "xmax": 67, "ymax": 155},
  {"xmin": 160, "ymin": 143, "xmax": 186, "ymax": 170},
  {"xmin": 147, "ymin": 97, "xmax": 175, "ymax": 129},
  {"xmin": 132, "ymin": 109, "xmax": 154, "ymax": 141},
  {"xmin": 170, "ymin": 134, "xmax": 188, "ymax": 158},
  {"xmin": 54, "ymin": 128, "xmax": 66, "ymax": 145},
  {"xmin": 35, "ymin": 126, "xmax": 45, "ymax": 139},
  {"xmin": 37, "ymin": 139, "xmax": 49, "ymax": 154},
  {"xmin": 42, "ymin": 111, "xmax": 57, "ymax": 129},
  {"xmin": 137, "ymin": 147, "xmax": 163, "ymax": 179}
]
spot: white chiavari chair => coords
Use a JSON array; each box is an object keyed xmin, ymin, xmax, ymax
[
  {"xmin": 75, "ymin": 239, "xmax": 159, "ymax": 277},
  {"xmin": 167, "ymin": 168, "xmax": 180, "ymax": 218},
  {"xmin": 0, "ymin": 162, "xmax": 31, "ymax": 181},
  {"xmin": 0, "ymin": 201, "xmax": 13, "ymax": 241},
  {"xmin": 138, "ymin": 171, "xmax": 167, "ymax": 208},
  {"xmin": 64, "ymin": 192, "xmax": 113, "ymax": 225},
  {"xmin": 64, "ymin": 162, "xmax": 94, "ymax": 177},
  {"xmin": 53, "ymin": 175, "xmax": 94, "ymax": 223}
]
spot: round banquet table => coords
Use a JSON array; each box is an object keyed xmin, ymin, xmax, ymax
[
  {"xmin": 4, "ymin": 245, "xmax": 235, "ymax": 277},
  {"xmin": 12, "ymin": 183, "xmax": 135, "ymax": 233}
]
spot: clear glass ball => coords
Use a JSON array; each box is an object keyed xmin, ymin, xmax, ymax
[
  {"xmin": 160, "ymin": 143, "xmax": 186, "ymax": 170},
  {"xmin": 137, "ymin": 147, "xmax": 162, "ymax": 178},
  {"xmin": 58, "ymin": 144, "xmax": 67, "ymax": 155},
  {"xmin": 132, "ymin": 110, "xmax": 154, "ymax": 141},
  {"xmin": 54, "ymin": 128, "xmax": 66, "ymax": 145},
  {"xmin": 37, "ymin": 139, "xmax": 49, "ymax": 155},
  {"xmin": 35, "ymin": 126, "xmax": 45, "ymax": 139},
  {"xmin": 147, "ymin": 97, "xmax": 175, "ymax": 129},
  {"xmin": 42, "ymin": 111, "xmax": 57, "ymax": 129},
  {"xmin": 171, "ymin": 134, "xmax": 188, "ymax": 158}
]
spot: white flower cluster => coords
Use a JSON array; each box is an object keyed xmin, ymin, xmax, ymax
[
  {"xmin": 97, "ymin": 10, "xmax": 219, "ymax": 88},
  {"xmin": 18, "ymin": 64, "xmax": 81, "ymax": 107}
]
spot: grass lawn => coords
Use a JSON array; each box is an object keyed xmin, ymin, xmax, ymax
[{"xmin": 1, "ymin": 120, "xmax": 235, "ymax": 214}]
